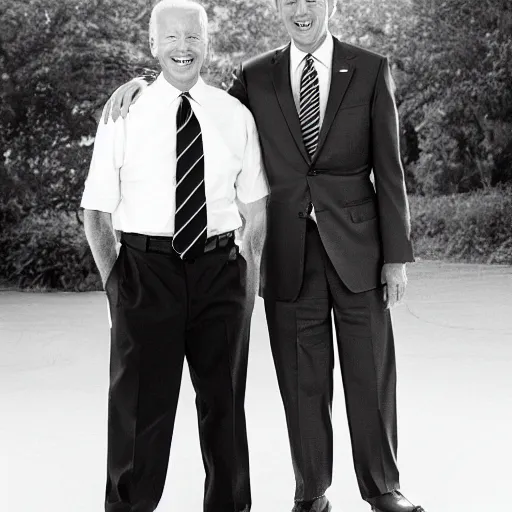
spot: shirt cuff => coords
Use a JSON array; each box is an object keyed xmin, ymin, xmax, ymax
[
  {"xmin": 80, "ymin": 192, "xmax": 120, "ymax": 214},
  {"xmin": 236, "ymin": 186, "xmax": 269, "ymax": 205}
]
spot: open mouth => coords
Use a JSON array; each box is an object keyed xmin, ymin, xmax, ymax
[
  {"xmin": 294, "ymin": 20, "xmax": 312, "ymax": 29},
  {"xmin": 172, "ymin": 57, "xmax": 194, "ymax": 66}
]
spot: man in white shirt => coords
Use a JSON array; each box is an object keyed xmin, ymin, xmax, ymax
[{"xmin": 81, "ymin": 2, "xmax": 268, "ymax": 512}]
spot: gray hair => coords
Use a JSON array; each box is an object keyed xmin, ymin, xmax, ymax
[{"xmin": 149, "ymin": 0, "xmax": 208, "ymax": 57}]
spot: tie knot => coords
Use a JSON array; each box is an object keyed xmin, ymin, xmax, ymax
[{"xmin": 306, "ymin": 54, "xmax": 314, "ymax": 65}]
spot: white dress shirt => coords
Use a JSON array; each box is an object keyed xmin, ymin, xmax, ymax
[
  {"xmin": 81, "ymin": 74, "xmax": 269, "ymax": 236},
  {"xmin": 289, "ymin": 33, "xmax": 334, "ymax": 221}
]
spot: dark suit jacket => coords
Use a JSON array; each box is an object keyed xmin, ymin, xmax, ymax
[{"xmin": 229, "ymin": 36, "xmax": 414, "ymax": 301}]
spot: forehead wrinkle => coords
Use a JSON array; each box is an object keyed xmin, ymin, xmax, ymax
[
  {"xmin": 155, "ymin": 4, "xmax": 207, "ymax": 38},
  {"xmin": 275, "ymin": 0, "xmax": 337, "ymax": 17}
]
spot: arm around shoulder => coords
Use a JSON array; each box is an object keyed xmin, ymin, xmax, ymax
[{"xmin": 103, "ymin": 71, "xmax": 157, "ymax": 124}]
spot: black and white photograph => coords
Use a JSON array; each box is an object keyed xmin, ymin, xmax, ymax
[{"xmin": 1, "ymin": 1, "xmax": 511, "ymax": 511}]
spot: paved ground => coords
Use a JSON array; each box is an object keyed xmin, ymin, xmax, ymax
[{"xmin": 1, "ymin": 261, "xmax": 511, "ymax": 512}]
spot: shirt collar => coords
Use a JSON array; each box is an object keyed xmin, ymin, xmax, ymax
[
  {"xmin": 290, "ymin": 32, "xmax": 334, "ymax": 72},
  {"xmin": 152, "ymin": 73, "xmax": 208, "ymax": 106}
]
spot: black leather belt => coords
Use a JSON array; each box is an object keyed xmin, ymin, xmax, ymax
[{"xmin": 121, "ymin": 231, "xmax": 235, "ymax": 257}]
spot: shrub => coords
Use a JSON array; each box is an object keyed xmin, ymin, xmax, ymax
[
  {"xmin": 397, "ymin": 0, "xmax": 512, "ymax": 194},
  {"xmin": 1, "ymin": 0, "xmax": 510, "ymax": 291},
  {"xmin": 0, "ymin": 211, "xmax": 100, "ymax": 291},
  {"xmin": 410, "ymin": 186, "xmax": 512, "ymax": 264}
]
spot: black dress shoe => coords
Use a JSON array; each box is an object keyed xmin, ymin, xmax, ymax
[
  {"xmin": 368, "ymin": 490, "xmax": 425, "ymax": 512},
  {"xmin": 292, "ymin": 495, "xmax": 332, "ymax": 512}
]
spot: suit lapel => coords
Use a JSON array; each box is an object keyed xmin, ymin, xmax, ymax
[
  {"xmin": 272, "ymin": 45, "xmax": 310, "ymax": 164},
  {"xmin": 313, "ymin": 38, "xmax": 356, "ymax": 163}
]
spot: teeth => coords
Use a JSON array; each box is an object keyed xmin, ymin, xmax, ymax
[
  {"xmin": 296, "ymin": 21, "xmax": 311, "ymax": 28},
  {"xmin": 173, "ymin": 58, "xmax": 193, "ymax": 65}
]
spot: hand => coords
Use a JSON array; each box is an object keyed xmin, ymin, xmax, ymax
[
  {"xmin": 103, "ymin": 78, "xmax": 147, "ymax": 124},
  {"xmin": 381, "ymin": 263, "xmax": 407, "ymax": 309}
]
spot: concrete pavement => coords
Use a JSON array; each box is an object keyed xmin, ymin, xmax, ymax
[{"xmin": 1, "ymin": 261, "xmax": 511, "ymax": 512}]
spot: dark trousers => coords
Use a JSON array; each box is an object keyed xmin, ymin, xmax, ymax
[
  {"xmin": 264, "ymin": 220, "xmax": 400, "ymax": 501},
  {"xmin": 104, "ymin": 237, "xmax": 251, "ymax": 512}
]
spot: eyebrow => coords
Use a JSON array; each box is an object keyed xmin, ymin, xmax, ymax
[{"xmin": 163, "ymin": 31, "xmax": 203, "ymax": 36}]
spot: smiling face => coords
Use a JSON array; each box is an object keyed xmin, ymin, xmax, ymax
[
  {"xmin": 277, "ymin": 0, "xmax": 335, "ymax": 54},
  {"xmin": 152, "ymin": 4, "xmax": 207, "ymax": 91}
]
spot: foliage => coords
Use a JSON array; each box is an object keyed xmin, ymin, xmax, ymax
[
  {"xmin": 396, "ymin": 0, "xmax": 512, "ymax": 194},
  {"xmin": 0, "ymin": 0, "xmax": 155, "ymax": 217},
  {"xmin": 410, "ymin": 186, "xmax": 512, "ymax": 264},
  {"xmin": 0, "ymin": 0, "xmax": 511, "ymax": 289},
  {"xmin": 0, "ymin": 211, "xmax": 99, "ymax": 290},
  {"xmin": 2, "ymin": 0, "xmax": 511, "ymax": 206}
]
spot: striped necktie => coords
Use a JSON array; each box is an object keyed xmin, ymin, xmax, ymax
[
  {"xmin": 172, "ymin": 93, "xmax": 207, "ymax": 260},
  {"xmin": 299, "ymin": 54, "xmax": 320, "ymax": 158}
]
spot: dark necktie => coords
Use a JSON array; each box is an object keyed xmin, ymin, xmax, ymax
[
  {"xmin": 172, "ymin": 93, "xmax": 207, "ymax": 259},
  {"xmin": 299, "ymin": 54, "xmax": 320, "ymax": 158}
]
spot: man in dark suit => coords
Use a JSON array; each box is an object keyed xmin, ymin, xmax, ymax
[
  {"xmin": 104, "ymin": 1, "xmax": 425, "ymax": 511},
  {"xmin": 228, "ymin": 3, "xmax": 423, "ymax": 510}
]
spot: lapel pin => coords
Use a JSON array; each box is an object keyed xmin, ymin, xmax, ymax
[{"xmin": 339, "ymin": 68, "xmax": 349, "ymax": 73}]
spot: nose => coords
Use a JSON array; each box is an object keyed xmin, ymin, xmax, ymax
[
  {"xmin": 176, "ymin": 36, "xmax": 188, "ymax": 51},
  {"xmin": 295, "ymin": 0, "xmax": 308, "ymax": 16}
]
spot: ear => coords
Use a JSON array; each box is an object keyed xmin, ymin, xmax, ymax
[{"xmin": 150, "ymin": 36, "xmax": 157, "ymax": 57}]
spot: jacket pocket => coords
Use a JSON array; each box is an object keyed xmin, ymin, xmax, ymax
[
  {"xmin": 344, "ymin": 196, "xmax": 374, "ymax": 207},
  {"xmin": 337, "ymin": 101, "xmax": 370, "ymax": 111},
  {"xmin": 349, "ymin": 200, "xmax": 377, "ymax": 223}
]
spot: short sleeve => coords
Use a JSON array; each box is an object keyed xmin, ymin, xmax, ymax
[
  {"xmin": 80, "ymin": 105, "xmax": 125, "ymax": 213},
  {"xmin": 235, "ymin": 106, "xmax": 269, "ymax": 204}
]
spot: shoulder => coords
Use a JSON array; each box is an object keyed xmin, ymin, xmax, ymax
[
  {"xmin": 334, "ymin": 38, "xmax": 388, "ymax": 67},
  {"xmin": 241, "ymin": 45, "xmax": 289, "ymax": 72},
  {"xmin": 128, "ymin": 81, "xmax": 160, "ymax": 117},
  {"xmin": 204, "ymin": 83, "xmax": 244, "ymax": 109},
  {"xmin": 204, "ymin": 83, "xmax": 254, "ymax": 121},
  {"xmin": 206, "ymin": 84, "xmax": 254, "ymax": 126}
]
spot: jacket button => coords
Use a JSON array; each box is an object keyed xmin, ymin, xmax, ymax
[
  {"xmin": 298, "ymin": 212, "xmax": 304, "ymax": 218},
  {"xmin": 308, "ymin": 170, "xmax": 318, "ymax": 176}
]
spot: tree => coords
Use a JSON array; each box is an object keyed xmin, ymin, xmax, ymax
[
  {"xmin": 0, "ymin": 0, "xmax": 154, "ymax": 214},
  {"xmin": 1, "ymin": 0, "xmax": 510, "ymax": 287},
  {"xmin": 396, "ymin": 0, "xmax": 512, "ymax": 194}
]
